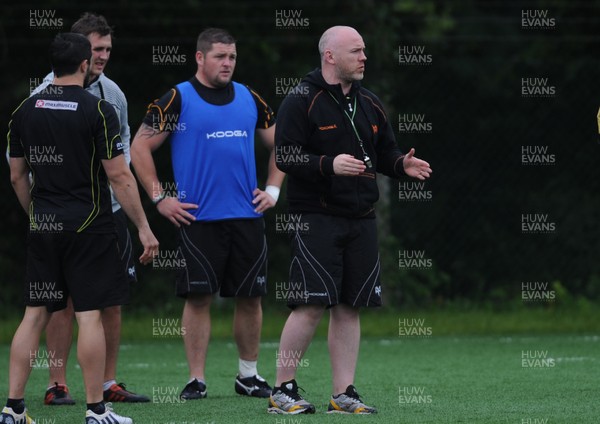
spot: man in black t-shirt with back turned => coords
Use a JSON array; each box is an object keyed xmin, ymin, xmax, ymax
[{"xmin": 3, "ymin": 33, "xmax": 158, "ymax": 424}]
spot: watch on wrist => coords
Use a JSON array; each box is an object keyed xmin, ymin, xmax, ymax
[{"xmin": 152, "ymin": 192, "xmax": 166, "ymax": 205}]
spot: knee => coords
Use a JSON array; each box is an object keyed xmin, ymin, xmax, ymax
[
  {"xmin": 235, "ymin": 296, "xmax": 262, "ymax": 312},
  {"xmin": 186, "ymin": 294, "xmax": 212, "ymax": 310},
  {"xmin": 293, "ymin": 305, "xmax": 326, "ymax": 325},
  {"xmin": 330, "ymin": 304, "xmax": 360, "ymax": 320}
]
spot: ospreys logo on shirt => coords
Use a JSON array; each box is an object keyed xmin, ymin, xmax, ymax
[
  {"xmin": 206, "ymin": 129, "xmax": 248, "ymax": 140},
  {"xmin": 35, "ymin": 99, "xmax": 78, "ymax": 111}
]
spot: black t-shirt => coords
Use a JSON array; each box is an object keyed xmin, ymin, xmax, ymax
[
  {"xmin": 8, "ymin": 84, "xmax": 123, "ymax": 233},
  {"xmin": 142, "ymin": 77, "xmax": 275, "ymax": 131}
]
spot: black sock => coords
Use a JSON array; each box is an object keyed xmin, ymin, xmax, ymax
[
  {"xmin": 86, "ymin": 401, "xmax": 106, "ymax": 415},
  {"xmin": 6, "ymin": 398, "xmax": 25, "ymax": 414}
]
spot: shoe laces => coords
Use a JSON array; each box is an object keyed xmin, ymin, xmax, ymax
[
  {"xmin": 52, "ymin": 382, "xmax": 66, "ymax": 392},
  {"xmin": 280, "ymin": 383, "xmax": 307, "ymax": 402},
  {"xmin": 343, "ymin": 386, "xmax": 363, "ymax": 403}
]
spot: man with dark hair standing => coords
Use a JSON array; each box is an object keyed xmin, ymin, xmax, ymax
[
  {"xmin": 3, "ymin": 32, "xmax": 158, "ymax": 424},
  {"xmin": 268, "ymin": 26, "xmax": 432, "ymax": 415},
  {"xmin": 31, "ymin": 12, "xmax": 149, "ymax": 405},
  {"xmin": 131, "ymin": 28, "xmax": 284, "ymax": 400}
]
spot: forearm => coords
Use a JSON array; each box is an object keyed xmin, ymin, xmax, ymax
[
  {"xmin": 131, "ymin": 143, "xmax": 162, "ymax": 200},
  {"xmin": 266, "ymin": 150, "xmax": 285, "ymax": 188},
  {"xmin": 109, "ymin": 170, "xmax": 151, "ymax": 231},
  {"xmin": 11, "ymin": 175, "xmax": 32, "ymax": 214},
  {"xmin": 130, "ymin": 123, "xmax": 169, "ymax": 201},
  {"xmin": 9, "ymin": 157, "xmax": 32, "ymax": 213}
]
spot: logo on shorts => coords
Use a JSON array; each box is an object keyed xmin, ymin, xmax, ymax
[
  {"xmin": 375, "ymin": 286, "xmax": 381, "ymax": 297},
  {"xmin": 256, "ymin": 276, "xmax": 266, "ymax": 286}
]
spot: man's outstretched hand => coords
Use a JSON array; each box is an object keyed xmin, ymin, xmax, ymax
[{"xmin": 403, "ymin": 148, "xmax": 432, "ymax": 180}]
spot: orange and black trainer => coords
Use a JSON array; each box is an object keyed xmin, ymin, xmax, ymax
[
  {"xmin": 103, "ymin": 382, "xmax": 150, "ymax": 403},
  {"xmin": 44, "ymin": 382, "xmax": 76, "ymax": 405}
]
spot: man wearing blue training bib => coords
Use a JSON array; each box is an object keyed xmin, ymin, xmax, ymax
[{"xmin": 131, "ymin": 28, "xmax": 284, "ymax": 401}]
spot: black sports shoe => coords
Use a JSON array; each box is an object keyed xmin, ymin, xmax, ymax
[
  {"xmin": 103, "ymin": 382, "xmax": 150, "ymax": 403},
  {"xmin": 235, "ymin": 374, "xmax": 272, "ymax": 398},
  {"xmin": 180, "ymin": 379, "xmax": 207, "ymax": 400},
  {"xmin": 45, "ymin": 382, "xmax": 76, "ymax": 405}
]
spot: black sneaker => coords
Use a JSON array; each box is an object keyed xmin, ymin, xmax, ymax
[
  {"xmin": 235, "ymin": 374, "xmax": 272, "ymax": 398},
  {"xmin": 103, "ymin": 382, "xmax": 150, "ymax": 403},
  {"xmin": 44, "ymin": 382, "xmax": 76, "ymax": 405},
  {"xmin": 180, "ymin": 379, "xmax": 207, "ymax": 400}
]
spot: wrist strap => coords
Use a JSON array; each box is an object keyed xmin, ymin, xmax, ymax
[
  {"xmin": 265, "ymin": 185, "xmax": 280, "ymax": 202},
  {"xmin": 152, "ymin": 192, "xmax": 166, "ymax": 205}
]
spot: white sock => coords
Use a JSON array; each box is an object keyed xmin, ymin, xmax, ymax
[
  {"xmin": 103, "ymin": 380, "xmax": 116, "ymax": 391},
  {"xmin": 238, "ymin": 359, "xmax": 258, "ymax": 379},
  {"xmin": 188, "ymin": 377, "xmax": 205, "ymax": 385}
]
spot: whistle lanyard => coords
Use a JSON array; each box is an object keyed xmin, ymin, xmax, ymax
[{"xmin": 328, "ymin": 92, "xmax": 372, "ymax": 168}]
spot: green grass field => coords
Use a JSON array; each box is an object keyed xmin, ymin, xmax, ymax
[{"xmin": 1, "ymin": 332, "xmax": 599, "ymax": 423}]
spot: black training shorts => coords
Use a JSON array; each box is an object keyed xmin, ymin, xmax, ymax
[
  {"xmin": 175, "ymin": 218, "xmax": 267, "ymax": 298},
  {"xmin": 286, "ymin": 213, "xmax": 382, "ymax": 308},
  {"xmin": 113, "ymin": 208, "xmax": 137, "ymax": 285},
  {"xmin": 24, "ymin": 231, "xmax": 128, "ymax": 312}
]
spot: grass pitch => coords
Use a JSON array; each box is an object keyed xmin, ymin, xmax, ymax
[{"xmin": 0, "ymin": 333, "xmax": 598, "ymax": 423}]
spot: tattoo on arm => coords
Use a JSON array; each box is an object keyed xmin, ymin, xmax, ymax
[{"xmin": 136, "ymin": 123, "xmax": 160, "ymax": 139}]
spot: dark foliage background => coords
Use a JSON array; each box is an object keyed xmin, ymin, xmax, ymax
[{"xmin": 1, "ymin": 0, "xmax": 598, "ymax": 315}]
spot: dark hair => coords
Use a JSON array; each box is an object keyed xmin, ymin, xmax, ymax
[
  {"xmin": 50, "ymin": 33, "xmax": 91, "ymax": 77},
  {"xmin": 196, "ymin": 28, "xmax": 235, "ymax": 54},
  {"xmin": 71, "ymin": 12, "xmax": 113, "ymax": 37}
]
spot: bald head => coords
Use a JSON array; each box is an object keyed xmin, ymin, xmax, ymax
[
  {"xmin": 318, "ymin": 26, "xmax": 366, "ymax": 90},
  {"xmin": 318, "ymin": 26, "xmax": 362, "ymax": 60}
]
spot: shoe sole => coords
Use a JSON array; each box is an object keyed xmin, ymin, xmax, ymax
[
  {"xmin": 104, "ymin": 397, "xmax": 150, "ymax": 403},
  {"xmin": 180, "ymin": 392, "xmax": 207, "ymax": 400},
  {"xmin": 45, "ymin": 401, "xmax": 76, "ymax": 406},
  {"xmin": 327, "ymin": 409, "xmax": 376, "ymax": 414},
  {"xmin": 267, "ymin": 407, "xmax": 312, "ymax": 415}
]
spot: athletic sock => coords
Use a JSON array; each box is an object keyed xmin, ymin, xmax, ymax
[
  {"xmin": 6, "ymin": 398, "xmax": 25, "ymax": 414},
  {"xmin": 103, "ymin": 380, "xmax": 116, "ymax": 391},
  {"xmin": 87, "ymin": 401, "xmax": 106, "ymax": 415},
  {"xmin": 238, "ymin": 359, "xmax": 258, "ymax": 379}
]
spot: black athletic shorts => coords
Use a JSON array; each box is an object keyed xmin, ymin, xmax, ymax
[
  {"xmin": 24, "ymin": 231, "xmax": 128, "ymax": 312},
  {"xmin": 176, "ymin": 218, "xmax": 268, "ymax": 298},
  {"xmin": 113, "ymin": 208, "xmax": 137, "ymax": 285},
  {"xmin": 286, "ymin": 214, "xmax": 382, "ymax": 308}
]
